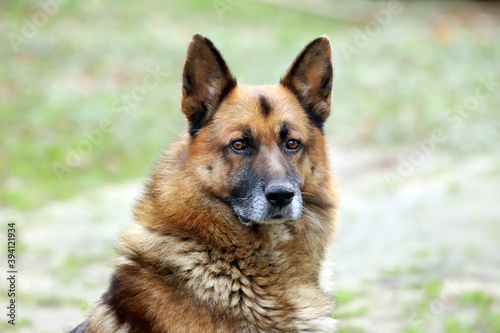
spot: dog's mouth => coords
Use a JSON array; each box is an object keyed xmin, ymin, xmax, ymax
[
  {"xmin": 237, "ymin": 214, "xmax": 252, "ymax": 226},
  {"xmin": 236, "ymin": 213, "xmax": 293, "ymax": 226}
]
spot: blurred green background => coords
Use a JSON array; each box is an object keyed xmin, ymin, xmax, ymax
[
  {"xmin": 1, "ymin": 0, "xmax": 499, "ymax": 332},
  {"xmin": 2, "ymin": 0, "xmax": 498, "ymax": 210}
]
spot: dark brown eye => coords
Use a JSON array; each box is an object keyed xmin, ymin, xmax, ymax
[
  {"xmin": 286, "ymin": 139, "xmax": 300, "ymax": 150},
  {"xmin": 231, "ymin": 140, "xmax": 246, "ymax": 151}
]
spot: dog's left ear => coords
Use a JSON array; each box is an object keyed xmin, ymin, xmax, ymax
[
  {"xmin": 182, "ymin": 34, "xmax": 237, "ymax": 136},
  {"xmin": 281, "ymin": 36, "xmax": 333, "ymax": 130}
]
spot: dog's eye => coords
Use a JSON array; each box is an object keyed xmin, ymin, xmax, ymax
[
  {"xmin": 286, "ymin": 139, "xmax": 300, "ymax": 151},
  {"xmin": 231, "ymin": 140, "xmax": 247, "ymax": 152}
]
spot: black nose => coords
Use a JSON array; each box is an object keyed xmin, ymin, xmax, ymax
[{"xmin": 265, "ymin": 185, "xmax": 295, "ymax": 207}]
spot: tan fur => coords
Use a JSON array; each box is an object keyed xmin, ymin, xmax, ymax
[{"xmin": 73, "ymin": 34, "xmax": 339, "ymax": 333}]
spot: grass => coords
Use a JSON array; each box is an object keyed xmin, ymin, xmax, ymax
[
  {"xmin": 50, "ymin": 252, "xmax": 111, "ymax": 285},
  {"xmin": 335, "ymin": 306, "xmax": 369, "ymax": 319},
  {"xmin": 0, "ymin": 317, "xmax": 31, "ymax": 330},
  {"xmin": 404, "ymin": 288, "xmax": 500, "ymax": 333},
  {"xmin": 339, "ymin": 326, "xmax": 366, "ymax": 333},
  {"xmin": 23, "ymin": 293, "xmax": 88, "ymax": 309},
  {"xmin": 458, "ymin": 290, "xmax": 495, "ymax": 307},
  {"xmin": 335, "ymin": 289, "xmax": 369, "ymax": 331},
  {"xmin": 1, "ymin": 1, "xmax": 499, "ymax": 210},
  {"xmin": 377, "ymin": 263, "xmax": 500, "ymax": 333},
  {"xmin": 336, "ymin": 289, "xmax": 366, "ymax": 304},
  {"xmin": 422, "ymin": 279, "xmax": 443, "ymax": 299}
]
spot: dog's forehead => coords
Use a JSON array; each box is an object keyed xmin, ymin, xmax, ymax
[{"xmin": 211, "ymin": 84, "xmax": 310, "ymax": 139}]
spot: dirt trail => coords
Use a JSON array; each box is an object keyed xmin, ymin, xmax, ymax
[{"xmin": 3, "ymin": 147, "xmax": 500, "ymax": 333}]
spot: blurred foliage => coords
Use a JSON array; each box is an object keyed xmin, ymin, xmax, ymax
[{"xmin": 1, "ymin": 0, "xmax": 499, "ymax": 209}]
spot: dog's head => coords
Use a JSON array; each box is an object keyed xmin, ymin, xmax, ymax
[{"xmin": 180, "ymin": 34, "xmax": 333, "ymax": 226}]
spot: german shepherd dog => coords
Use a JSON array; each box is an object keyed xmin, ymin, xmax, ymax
[{"xmin": 71, "ymin": 34, "xmax": 339, "ymax": 333}]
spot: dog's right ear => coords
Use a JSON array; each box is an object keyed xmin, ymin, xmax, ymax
[
  {"xmin": 281, "ymin": 36, "xmax": 333, "ymax": 131},
  {"xmin": 181, "ymin": 34, "xmax": 237, "ymax": 136}
]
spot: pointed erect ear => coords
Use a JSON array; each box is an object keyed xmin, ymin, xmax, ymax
[
  {"xmin": 181, "ymin": 34, "xmax": 237, "ymax": 136},
  {"xmin": 280, "ymin": 36, "xmax": 333, "ymax": 130}
]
